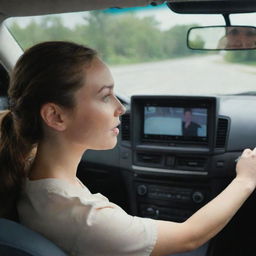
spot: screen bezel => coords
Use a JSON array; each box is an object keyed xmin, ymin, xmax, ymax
[{"xmin": 131, "ymin": 96, "xmax": 216, "ymax": 148}]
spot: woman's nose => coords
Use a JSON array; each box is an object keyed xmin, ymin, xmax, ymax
[
  {"xmin": 115, "ymin": 100, "xmax": 126, "ymax": 116},
  {"xmin": 117, "ymin": 104, "xmax": 126, "ymax": 116}
]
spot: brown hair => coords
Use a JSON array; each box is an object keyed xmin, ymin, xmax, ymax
[{"xmin": 0, "ymin": 41, "xmax": 97, "ymax": 220}]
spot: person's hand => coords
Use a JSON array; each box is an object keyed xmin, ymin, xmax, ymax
[{"xmin": 236, "ymin": 148, "xmax": 256, "ymax": 190}]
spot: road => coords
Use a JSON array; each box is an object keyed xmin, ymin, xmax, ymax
[{"xmin": 110, "ymin": 55, "xmax": 256, "ymax": 97}]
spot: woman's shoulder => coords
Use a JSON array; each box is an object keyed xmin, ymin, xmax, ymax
[
  {"xmin": 22, "ymin": 177, "xmax": 111, "ymax": 206},
  {"xmin": 24, "ymin": 177, "xmax": 87, "ymax": 195},
  {"xmin": 18, "ymin": 177, "xmax": 118, "ymax": 227}
]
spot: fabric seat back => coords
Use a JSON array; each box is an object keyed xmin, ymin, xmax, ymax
[{"xmin": 0, "ymin": 218, "xmax": 68, "ymax": 256}]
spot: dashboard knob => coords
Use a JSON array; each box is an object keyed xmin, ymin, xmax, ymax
[
  {"xmin": 146, "ymin": 207, "xmax": 159, "ymax": 218},
  {"xmin": 192, "ymin": 191, "xmax": 204, "ymax": 203},
  {"xmin": 137, "ymin": 185, "xmax": 148, "ymax": 196}
]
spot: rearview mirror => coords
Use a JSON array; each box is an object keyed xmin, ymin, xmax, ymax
[{"xmin": 187, "ymin": 26, "xmax": 256, "ymax": 50}]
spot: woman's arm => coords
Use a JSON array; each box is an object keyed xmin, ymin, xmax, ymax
[{"xmin": 151, "ymin": 148, "xmax": 256, "ymax": 256}]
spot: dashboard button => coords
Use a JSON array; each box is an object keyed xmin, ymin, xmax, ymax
[
  {"xmin": 137, "ymin": 185, "xmax": 148, "ymax": 196},
  {"xmin": 192, "ymin": 191, "xmax": 204, "ymax": 203}
]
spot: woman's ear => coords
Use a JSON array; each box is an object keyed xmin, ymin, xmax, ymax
[{"xmin": 40, "ymin": 103, "xmax": 68, "ymax": 131}]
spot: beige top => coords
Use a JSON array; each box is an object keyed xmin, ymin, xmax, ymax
[{"xmin": 17, "ymin": 178, "xmax": 157, "ymax": 256}]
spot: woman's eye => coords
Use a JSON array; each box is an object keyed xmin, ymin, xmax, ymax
[{"xmin": 103, "ymin": 95, "xmax": 111, "ymax": 102}]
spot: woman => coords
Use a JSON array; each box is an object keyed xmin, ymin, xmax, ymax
[{"xmin": 0, "ymin": 41, "xmax": 256, "ymax": 256}]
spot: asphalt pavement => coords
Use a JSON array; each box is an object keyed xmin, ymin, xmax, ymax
[{"xmin": 111, "ymin": 54, "xmax": 256, "ymax": 98}]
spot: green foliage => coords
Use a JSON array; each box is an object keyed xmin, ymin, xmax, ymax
[
  {"xmin": 163, "ymin": 25, "xmax": 190, "ymax": 57},
  {"xmin": 224, "ymin": 50, "xmax": 256, "ymax": 64},
  {"xmin": 8, "ymin": 12, "xmax": 206, "ymax": 65},
  {"xmin": 189, "ymin": 35, "xmax": 205, "ymax": 49}
]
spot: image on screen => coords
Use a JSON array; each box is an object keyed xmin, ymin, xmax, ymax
[{"xmin": 144, "ymin": 106, "xmax": 207, "ymax": 137}]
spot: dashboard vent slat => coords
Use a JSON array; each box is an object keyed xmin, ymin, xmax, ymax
[
  {"xmin": 176, "ymin": 157, "xmax": 207, "ymax": 169},
  {"xmin": 121, "ymin": 113, "xmax": 130, "ymax": 141},
  {"xmin": 137, "ymin": 153, "xmax": 162, "ymax": 164},
  {"xmin": 216, "ymin": 118, "xmax": 228, "ymax": 148}
]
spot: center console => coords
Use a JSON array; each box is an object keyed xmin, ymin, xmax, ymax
[
  {"xmin": 130, "ymin": 95, "xmax": 217, "ymax": 221},
  {"xmin": 135, "ymin": 180, "xmax": 211, "ymax": 222}
]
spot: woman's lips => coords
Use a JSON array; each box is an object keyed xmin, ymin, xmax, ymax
[{"xmin": 112, "ymin": 127, "xmax": 119, "ymax": 135}]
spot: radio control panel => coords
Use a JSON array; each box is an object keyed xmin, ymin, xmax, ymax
[{"xmin": 135, "ymin": 182, "xmax": 210, "ymax": 222}]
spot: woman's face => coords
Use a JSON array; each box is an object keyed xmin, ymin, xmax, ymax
[
  {"xmin": 65, "ymin": 57, "xmax": 126, "ymax": 150},
  {"xmin": 184, "ymin": 111, "xmax": 192, "ymax": 123}
]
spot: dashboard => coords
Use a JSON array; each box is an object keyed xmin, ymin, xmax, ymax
[
  {"xmin": 80, "ymin": 94, "xmax": 256, "ymax": 214},
  {"xmin": 77, "ymin": 94, "xmax": 256, "ymax": 255}
]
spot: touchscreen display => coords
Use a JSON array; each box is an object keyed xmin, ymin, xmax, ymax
[{"xmin": 144, "ymin": 106, "xmax": 207, "ymax": 139}]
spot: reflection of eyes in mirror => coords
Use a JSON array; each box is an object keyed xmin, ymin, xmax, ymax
[{"xmin": 227, "ymin": 28, "xmax": 256, "ymax": 37}]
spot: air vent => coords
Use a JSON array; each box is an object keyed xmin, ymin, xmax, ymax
[
  {"xmin": 121, "ymin": 113, "xmax": 130, "ymax": 141},
  {"xmin": 176, "ymin": 157, "xmax": 207, "ymax": 169},
  {"xmin": 137, "ymin": 153, "xmax": 162, "ymax": 165},
  {"xmin": 216, "ymin": 118, "xmax": 228, "ymax": 148}
]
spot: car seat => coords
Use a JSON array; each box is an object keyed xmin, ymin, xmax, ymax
[{"xmin": 0, "ymin": 218, "xmax": 68, "ymax": 256}]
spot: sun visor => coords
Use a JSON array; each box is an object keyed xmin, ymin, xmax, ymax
[{"xmin": 167, "ymin": 0, "xmax": 256, "ymax": 14}]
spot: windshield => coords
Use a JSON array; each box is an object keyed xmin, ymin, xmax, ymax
[{"xmin": 5, "ymin": 5, "xmax": 256, "ymax": 98}]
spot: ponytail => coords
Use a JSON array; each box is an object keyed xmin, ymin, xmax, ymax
[{"xmin": 0, "ymin": 111, "xmax": 33, "ymax": 220}]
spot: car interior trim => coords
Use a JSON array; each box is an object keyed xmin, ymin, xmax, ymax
[{"xmin": 132, "ymin": 165, "xmax": 208, "ymax": 176}]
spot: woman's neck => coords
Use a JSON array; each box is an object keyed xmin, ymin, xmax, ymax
[{"xmin": 28, "ymin": 137, "xmax": 87, "ymax": 185}]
